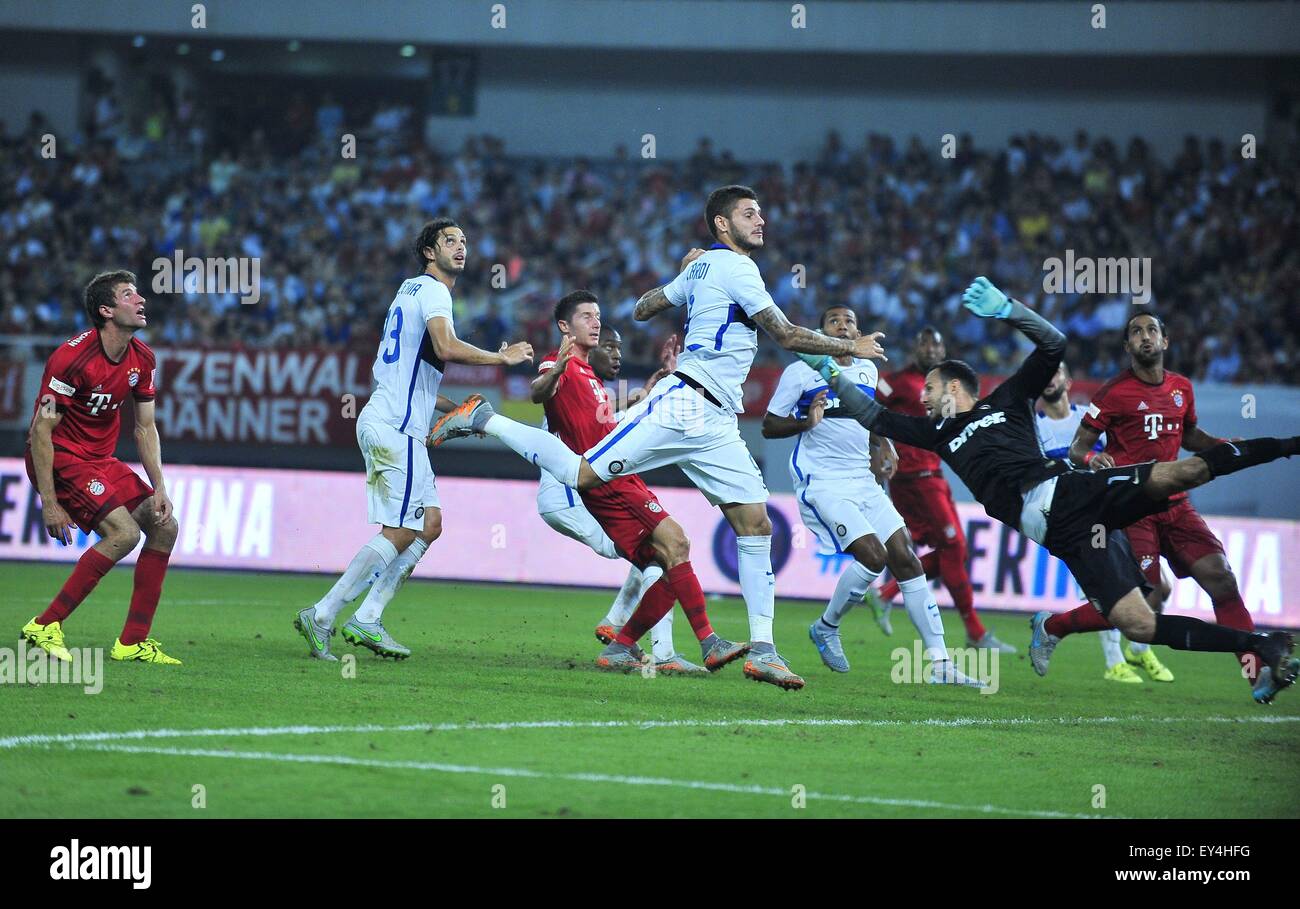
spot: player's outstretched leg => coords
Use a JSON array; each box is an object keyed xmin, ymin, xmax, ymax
[{"xmin": 427, "ymin": 394, "xmax": 587, "ymax": 490}]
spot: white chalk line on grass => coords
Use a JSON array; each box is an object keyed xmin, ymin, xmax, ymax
[
  {"xmin": 3, "ymin": 713, "xmax": 1296, "ymax": 751},
  {"xmin": 67, "ymin": 741, "xmax": 1113, "ymax": 819}
]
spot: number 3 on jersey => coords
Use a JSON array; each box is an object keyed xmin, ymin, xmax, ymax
[{"xmin": 381, "ymin": 306, "xmax": 404, "ymax": 363}]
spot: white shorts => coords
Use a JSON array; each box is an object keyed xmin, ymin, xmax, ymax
[
  {"xmin": 358, "ymin": 416, "xmax": 440, "ymax": 531},
  {"xmin": 795, "ymin": 475, "xmax": 905, "ymax": 556},
  {"xmin": 540, "ymin": 504, "xmax": 621, "ymax": 560},
  {"xmin": 583, "ymin": 375, "xmax": 769, "ymax": 507}
]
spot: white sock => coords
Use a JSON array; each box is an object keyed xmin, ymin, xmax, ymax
[
  {"xmin": 1100, "ymin": 628, "xmax": 1125, "ymax": 667},
  {"xmin": 353, "ymin": 537, "xmax": 429, "ymax": 624},
  {"xmin": 1126, "ymin": 638, "xmax": 1149, "ymax": 654},
  {"xmin": 313, "ymin": 535, "xmax": 398, "ymax": 624},
  {"xmin": 650, "ymin": 609, "xmax": 675, "ymax": 662},
  {"xmin": 898, "ymin": 575, "xmax": 948, "ymax": 663},
  {"xmin": 605, "ymin": 565, "xmax": 663, "ymax": 627},
  {"xmin": 822, "ymin": 561, "xmax": 881, "ymax": 627},
  {"xmin": 483, "ymin": 414, "xmax": 581, "ymax": 487},
  {"xmin": 737, "ymin": 535, "xmax": 775, "ymax": 646}
]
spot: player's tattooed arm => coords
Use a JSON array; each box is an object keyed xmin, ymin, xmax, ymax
[
  {"xmin": 1068, "ymin": 422, "xmax": 1112, "ymax": 470},
  {"xmin": 752, "ymin": 307, "xmax": 887, "ymax": 360},
  {"xmin": 633, "ymin": 286, "xmax": 676, "ymax": 322}
]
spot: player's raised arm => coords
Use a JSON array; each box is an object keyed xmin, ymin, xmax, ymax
[
  {"xmin": 132, "ymin": 399, "xmax": 173, "ymax": 523},
  {"xmin": 426, "ymin": 316, "xmax": 533, "ymax": 367},
  {"xmin": 529, "ymin": 335, "xmax": 574, "ymax": 404},
  {"xmin": 961, "ymin": 277, "xmax": 1065, "ymax": 401},
  {"xmin": 751, "ymin": 307, "xmax": 887, "ymax": 360},
  {"xmin": 633, "ymin": 286, "xmax": 677, "ymax": 322}
]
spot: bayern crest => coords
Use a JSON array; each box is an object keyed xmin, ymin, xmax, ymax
[
  {"xmin": 127, "ymin": 367, "xmax": 141, "ymax": 388},
  {"xmin": 86, "ymin": 479, "xmax": 105, "ymax": 497},
  {"xmin": 1172, "ymin": 390, "xmax": 1183, "ymax": 408}
]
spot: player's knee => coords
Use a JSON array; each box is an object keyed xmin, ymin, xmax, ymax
[
  {"xmin": 1202, "ymin": 566, "xmax": 1238, "ymax": 599},
  {"xmin": 853, "ymin": 537, "xmax": 887, "ymax": 574},
  {"xmin": 109, "ymin": 520, "xmax": 143, "ymax": 553},
  {"xmin": 888, "ymin": 546, "xmax": 923, "ymax": 581},
  {"xmin": 150, "ymin": 515, "xmax": 179, "ymax": 549},
  {"xmin": 661, "ymin": 525, "xmax": 690, "ymax": 564},
  {"xmin": 418, "ymin": 513, "xmax": 443, "ymax": 545}
]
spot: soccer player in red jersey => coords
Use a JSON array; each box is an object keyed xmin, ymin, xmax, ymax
[
  {"xmin": 22, "ymin": 270, "xmax": 181, "ymax": 664},
  {"xmin": 530, "ymin": 291, "xmax": 750, "ymax": 678},
  {"xmin": 870, "ymin": 327, "xmax": 1012, "ymax": 653},
  {"xmin": 1056, "ymin": 311, "xmax": 1263, "ymax": 689}
]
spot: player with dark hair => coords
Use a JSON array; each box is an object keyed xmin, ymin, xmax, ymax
[
  {"xmin": 529, "ymin": 291, "xmax": 749, "ymax": 675},
  {"xmin": 1035, "ymin": 361, "xmax": 1175, "ymax": 684},
  {"xmin": 429, "ymin": 185, "xmax": 886, "ymax": 689},
  {"xmin": 295, "ymin": 219, "xmax": 534, "ymax": 660},
  {"xmin": 798, "ymin": 277, "xmax": 1299, "ymax": 704},
  {"xmin": 870, "ymin": 326, "xmax": 1013, "ymax": 653},
  {"xmin": 764, "ymin": 305, "xmax": 982, "ymax": 684},
  {"xmin": 22, "ymin": 270, "xmax": 181, "ymax": 664},
  {"xmin": 1055, "ymin": 312, "xmax": 1273, "ymax": 695}
]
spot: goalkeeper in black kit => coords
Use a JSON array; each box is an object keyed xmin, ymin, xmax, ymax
[{"xmin": 797, "ymin": 277, "xmax": 1300, "ymax": 704}]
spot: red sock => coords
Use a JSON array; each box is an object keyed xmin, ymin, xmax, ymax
[
  {"xmin": 615, "ymin": 580, "xmax": 676, "ymax": 647},
  {"xmin": 38, "ymin": 547, "xmax": 116, "ymax": 625},
  {"xmin": 937, "ymin": 542, "xmax": 984, "ymax": 640},
  {"xmin": 120, "ymin": 548, "xmax": 171, "ymax": 645},
  {"xmin": 1211, "ymin": 591, "xmax": 1257, "ymax": 682},
  {"xmin": 666, "ymin": 562, "xmax": 713, "ymax": 641},
  {"xmin": 1045, "ymin": 602, "xmax": 1114, "ymax": 638},
  {"xmin": 879, "ymin": 550, "xmax": 940, "ymax": 602}
]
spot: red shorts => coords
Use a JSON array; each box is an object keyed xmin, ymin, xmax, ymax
[
  {"xmin": 581, "ymin": 475, "xmax": 670, "ymax": 569},
  {"xmin": 889, "ymin": 474, "xmax": 965, "ymax": 552},
  {"xmin": 1124, "ymin": 498, "xmax": 1225, "ymax": 584},
  {"xmin": 26, "ymin": 448, "xmax": 154, "ymax": 534}
]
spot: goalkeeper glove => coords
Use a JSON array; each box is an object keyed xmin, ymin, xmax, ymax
[{"xmin": 962, "ymin": 276, "xmax": 1013, "ymax": 319}]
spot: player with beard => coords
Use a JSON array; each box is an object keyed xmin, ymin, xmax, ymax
[
  {"xmin": 1055, "ymin": 313, "xmax": 1280, "ymax": 699},
  {"xmin": 1035, "ymin": 361, "xmax": 1175, "ymax": 684},
  {"xmin": 798, "ymin": 277, "xmax": 1299, "ymax": 705},
  {"xmin": 869, "ymin": 327, "xmax": 1014, "ymax": 654}
]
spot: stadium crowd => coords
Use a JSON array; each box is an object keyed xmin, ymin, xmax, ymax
[{"xmin": 1, "ymin": 88, "xmax": 1297, "ymax": 386}]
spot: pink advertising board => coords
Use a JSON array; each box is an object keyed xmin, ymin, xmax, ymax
[{"xmin": 2, "ymin": 457, "xmax": 1297, "ymax": 628}]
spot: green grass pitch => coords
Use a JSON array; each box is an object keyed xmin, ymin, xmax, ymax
[{"xmin": 2, "ymin": 562, "xmax": 1297, "ymax": 818}]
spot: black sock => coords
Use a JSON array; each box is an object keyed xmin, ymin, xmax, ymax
[
  {"xmin": 1149, "ymin": 614, "xmax": 1256, "ymax": 653},
  {"xmin": 1194, "ymin": 437, "xmax": 1298, "ymax": 479}
]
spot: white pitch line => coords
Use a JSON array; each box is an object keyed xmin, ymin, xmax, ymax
[
  {"xmin": 69, "ymin": 741, "xmax": 1114, "ymax": 819},
  {"xmin": 2, "ymin": 714, "xmax": 1295, "ymax": 751}
]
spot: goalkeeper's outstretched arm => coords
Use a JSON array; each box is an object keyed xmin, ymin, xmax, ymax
[{"xmin": 961, "ymin": 276, "xmax": 1066, "ymax": 400}]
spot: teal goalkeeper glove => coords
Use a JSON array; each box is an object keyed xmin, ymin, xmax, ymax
[{"xmin": 962, "ymin": 276, "xmax": 1013, "ymax": 319}]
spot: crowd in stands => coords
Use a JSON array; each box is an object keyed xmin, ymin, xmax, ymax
[{"xmin": 2, "ymin": 82, "xmax": 1297, "ymax": 387}]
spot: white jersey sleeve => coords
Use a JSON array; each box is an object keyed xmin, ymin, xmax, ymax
[
  {"xmin": 767, "ymin": 362, "xmax": 805, "ymax": 417},
  {"xmin": 417, "ymin": 279, "xmax": 454, "ymax": 324}
]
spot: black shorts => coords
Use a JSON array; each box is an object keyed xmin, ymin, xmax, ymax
[{"xmin": 1043, "ymin": 462, "xmax": 1173, "ymax": 616}]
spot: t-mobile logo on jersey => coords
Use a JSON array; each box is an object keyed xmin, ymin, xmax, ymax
[{"xmin": 1143, "ymin": 413, "xmax": 1164, "ymax": 440}]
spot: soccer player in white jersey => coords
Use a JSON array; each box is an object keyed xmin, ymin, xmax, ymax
[
  {"xmin": 429, "ymin": 186, "xmax": 885, "ymax": 690},
  {"xmin": 536, "ymin": 326, "xmax": 706, "ymax": 673},
  {"xmin": 294, "ymin": 218, "xmax": 533, "ymax": 660},
  {"xmin": 1035, "ymin": 362, "xmax": 1175, "ymax": 683},
  {"xmin": 763, "ymin": 305, "xmax": 986, "ymax": 685}
]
